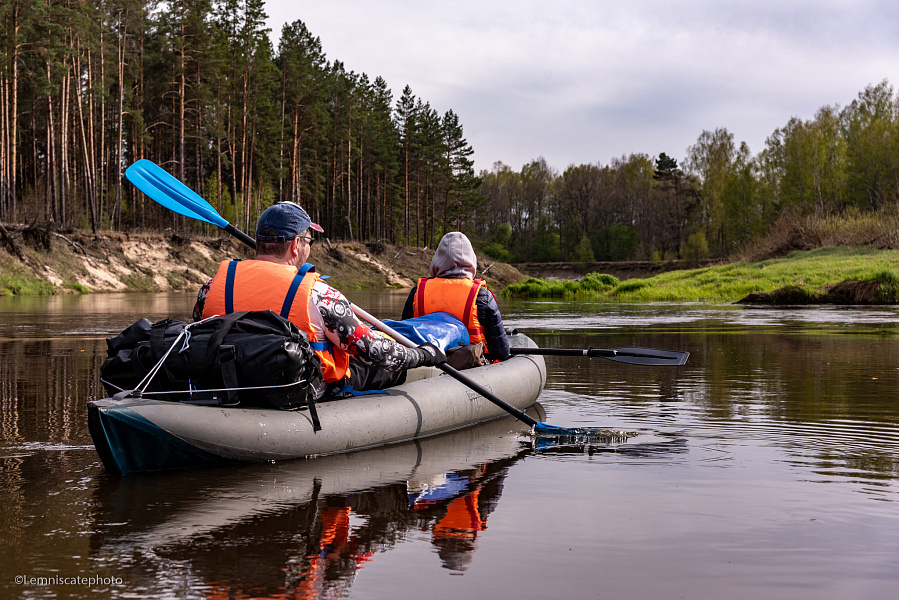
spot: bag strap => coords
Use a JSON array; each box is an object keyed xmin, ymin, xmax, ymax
[
  {"xmin": 203, "ymin": 311, "xmax": 250, "ymax": 374},
  {"xmin": 149, "ymin": 320, "xmax": 185, "ymax": 384},
  {"xmin": 149, "ymin": 319, "xmax": 173, "ymax": 359},
  {"xmin": 217, "ymin": 345, "xmax": 241, "ymax": 406},
  {"xmin": 306, "ymin": 395, "xmax": 322, "ymax": 431},
  {"xmin": 329, "ymin": 384, "xmax": 388, "ymax": 397}
]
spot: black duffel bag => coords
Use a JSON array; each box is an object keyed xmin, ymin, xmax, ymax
[{"xmin": 101, "ymin": 310, "xmax": 323, "ymax": 414}]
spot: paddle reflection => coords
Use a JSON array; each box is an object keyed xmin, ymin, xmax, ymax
[{"xmin": 89, "ymin": 409, "xmax": 542, "ymax": 598}]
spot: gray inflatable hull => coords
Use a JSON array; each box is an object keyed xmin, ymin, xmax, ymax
[{"xmin": 88, "ymin": 334, "xmax": 546, "ymax": 475}]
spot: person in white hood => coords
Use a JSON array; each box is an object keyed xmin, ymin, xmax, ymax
[{"xmin": 402, "ymin": 232, "xmax": 510, "ymax": 361}]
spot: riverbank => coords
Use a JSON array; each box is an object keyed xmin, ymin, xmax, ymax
[
  {"xmin": 6, "ymin": 226, "xmax": 897, "ymax": 305},
  {"xmin": 504, "ymin": 247, "xmax": 899, "ymax": 304},
  {"xmin": 0, "ymin": 226, "xmax": 528, "ymax": 296}
]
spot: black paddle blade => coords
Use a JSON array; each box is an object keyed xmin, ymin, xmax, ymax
[
  {"xmin": 510, "ymin": 346, "xmax": 689, "ymax": 366},
  {"xmin": 596, "ymin": 347, "xmax": 689, "ymax": 366}
]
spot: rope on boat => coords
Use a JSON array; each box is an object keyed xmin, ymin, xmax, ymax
[
  {"xmin": 101, "ymin": 378, "xmax": 310, "ymax": 395},
  {"xmin": 131, "ymin": 328, "xmax": 188, "ymax": 394}
]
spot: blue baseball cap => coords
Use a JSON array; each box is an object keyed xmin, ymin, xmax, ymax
[{"xmin": 255, "ymin": 202, "xmax": 323, "ymax": 242}]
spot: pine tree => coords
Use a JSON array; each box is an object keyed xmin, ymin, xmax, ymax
[
  {"xmin": 276, "ymin": 19, "xmax": 328, "ymax": 211},
  {"xmin": 395, "ymin": 85, "xmax": 416, "ymax": 243}
]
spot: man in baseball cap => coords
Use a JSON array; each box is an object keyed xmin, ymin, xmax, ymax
[{"xmin": 255, "ymin": 201, "xmax": 324, "ymax": 242}]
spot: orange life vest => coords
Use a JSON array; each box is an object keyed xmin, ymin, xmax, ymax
[
  {"xmin": 412, "ymin": 277, "xmax": 487, "ymax": 347},
  {"xmin": 203, "ymin": 260, "xmax": 350, "ymax": 383},
  {"xmin": 432, "ymin": 490, "xmax": 486, "ymax": 541}
]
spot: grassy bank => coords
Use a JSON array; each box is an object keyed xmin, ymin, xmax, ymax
[
  {"xmin": 503, "ymin": 247, "xmax": 899, "ymax": 304},
  {"xmin": 0, "ymin": 252, "xmax": 59, "ymax": 295}
]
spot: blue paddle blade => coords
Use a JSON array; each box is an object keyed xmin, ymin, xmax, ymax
[
  {"xmin": 125, "ymin": 160, "xmax": 228, "ymax": 228},
  {"xmin": 533, "ymin": 421, "xmax": 637, "ymax": 444},
  {"xmin": 534, "ymin": 422, "xmax": 572, "ymax": 434}
]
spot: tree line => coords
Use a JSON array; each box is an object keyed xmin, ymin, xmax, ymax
[
  {"xmin": 477, "ymin": 80, "xmax": 899, "ymax": 263},
  {"xmin": 0, "ymin": 0, "xmax": 478, "ymax": 247},
  {"xmin": 2, "ymin": 1, "xmax": 898, "ymax": 264}
]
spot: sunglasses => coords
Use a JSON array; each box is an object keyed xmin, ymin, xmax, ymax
[{"xmin": 297, "ymin": 235, "xmax": 315, "ymax": 246}]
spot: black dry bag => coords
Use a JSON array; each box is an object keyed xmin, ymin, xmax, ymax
[{"xmin": 101, "ymin": 310, "xmax": 322, "ymax": 412}]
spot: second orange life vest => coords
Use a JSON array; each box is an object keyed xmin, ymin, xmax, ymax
[{"xmin": 412, "ymin": 277, "xmax": 487, "ymax": 347}]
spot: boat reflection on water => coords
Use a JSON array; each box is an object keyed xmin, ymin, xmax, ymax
[{"xmin": 88, "ymin": 404, "xmax": 547, "ymax": 598}]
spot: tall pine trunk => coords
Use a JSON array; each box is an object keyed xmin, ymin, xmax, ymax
[
  {"xmin": 346, "ymin": 119, "xmax": 352, "ymax": 242},
  {"xmin": 8, "ymin": 1, "xmax": 20, "ymax": 218},
  {"xmin": 114, "ymin": 10, "xmax": 126, "ymax": 229},
  {"xmin": 99, "ymin": 27, "xmax": 106, "ymax": 223},
  {"xmin": 73, "ymin": 50, "xmax": 98, "ymax": 234},
  {"xmin": 1, "ymin": 74, "xmax": 8, "ymax": 217},
  {"xmin": 291, "ymin": 108, "xmax": 301, "ymax": 203},
  {"xmin": 86, "ymin": 42, "xmax": 99, "ymax": 228},
  {"xmin": 178, "ymin": 7, "xmax": 186, "ymax": 184},
  {"xmin": 46, "ymin": 67, "xmax": 58, "ymax": 221},
  {"xmin": 61, "ymin": 64, "xmax": 71, "ymax": 226}
]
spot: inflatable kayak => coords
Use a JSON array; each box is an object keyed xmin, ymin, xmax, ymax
[{"xmin": 88, "ymin": 333, "xmax": 546, "ymax": 476}]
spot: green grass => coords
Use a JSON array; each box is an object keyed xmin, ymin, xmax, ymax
[
  {"xmin": 121, "ymin": 273, "xmax": 158, "ymax": 292},
  {"xmin": 0, "ymin": 273, "xmax": 56, "ymax": 295},
  {"xmin": 0, "ymin": 253, "xmax": 57, "ymax": 295},
  {"xmin": 503, "ymin": 247, "xmax": 899, "ymax": 303},
  {"xmin": 503, "ymin": 273, "xmax": 621, "ymax": 298},
  {"xmin": 872, "ymin": 269, "xmax": 899, "ymax": 302}
]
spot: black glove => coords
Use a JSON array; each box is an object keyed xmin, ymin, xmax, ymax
[{"xmin": 416, "ymin": 342, "xmax": 447, "ymax": 367}]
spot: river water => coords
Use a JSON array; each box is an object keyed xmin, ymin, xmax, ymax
[{"xmin": 1, "ymin": 291, "xmax": 897, "ymax": 599}]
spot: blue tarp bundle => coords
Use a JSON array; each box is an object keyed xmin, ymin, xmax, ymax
[{"xmin": 378, "ymin": 311, "xmax": 469, "ymax": 351}]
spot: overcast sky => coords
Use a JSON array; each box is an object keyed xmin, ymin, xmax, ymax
[{"xmin": 264, "ymin": 1, "xmax": 899, "ymax": 174}]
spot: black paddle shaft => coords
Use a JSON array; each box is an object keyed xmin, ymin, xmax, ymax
[
  {"xmin": 224, "ymin": 224, "xmax": 257, "ymax": 250},
  {"xmin": 435, "ymin": 362, "xmax": 540, "ymax": 428},
  {"xmin": 509, "ymin": 346, "xmax": 689, "ymax": 366}
]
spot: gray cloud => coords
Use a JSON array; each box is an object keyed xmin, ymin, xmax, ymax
[{"xmin": 266, "ymin": 0, "xmax": 899, "ymax": 171}]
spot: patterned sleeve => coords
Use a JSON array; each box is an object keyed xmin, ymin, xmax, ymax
[{"xmin": 310, "ymin": 280, "xmax": 423, "ymax": 371}]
